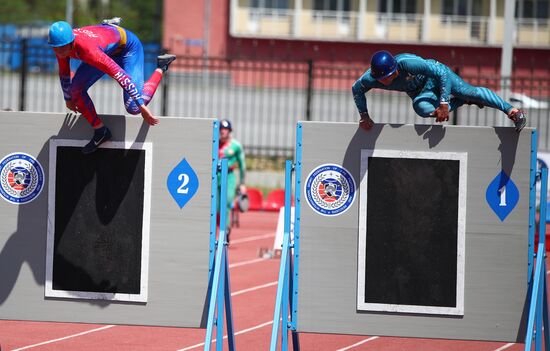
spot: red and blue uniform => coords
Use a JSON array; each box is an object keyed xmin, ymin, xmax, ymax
[{"xmin": 55, "ymin": 24, "xmax": 162, "ymax": 127}]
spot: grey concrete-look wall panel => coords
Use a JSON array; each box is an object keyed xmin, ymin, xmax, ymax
[
  {"xmin": 296, "ymin": 122, "xmax": 532, "ymax": 342},
  {"xmin": 0, "ymin": 112, "xmax": 214, "ymax": 327}
]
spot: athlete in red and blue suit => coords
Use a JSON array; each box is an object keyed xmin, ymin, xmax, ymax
[{"xmin": 48, "ymin": 20, "xmax": 176, "ymax": 154}]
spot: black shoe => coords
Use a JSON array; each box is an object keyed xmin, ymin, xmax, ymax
[
  {"xmin": 82, "ymin": 126, "xmax": 112, "ymax": 154},
  {"xmin": 157, "ymin": 54, "xmax": 176, "ymax": 72},
  {"xmin": 508, "ymin": 109, "xmax": 527, "ymax": 132},
  {"xmin": 226, "ymin": 227, "xmax": 231, "ymax": 246}
]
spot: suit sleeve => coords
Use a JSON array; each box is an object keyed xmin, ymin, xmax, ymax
[
  {"xmin": 399, "ymin": 57, "xmax": 451, "ymax": 103},
  {"xmin": 352, "ymin": 70, "xmax": 379, "ymax": 114},
  {"xmin": 79, "ymin": 48, "xmax": 145, "ymax": 106},
  {"xmin": 56, "ymin": 56, "xmax": 72, "ymax": 101},
  {"xmin": 236, "ymin": 143, "xmax": 246, "ymax": 184}
]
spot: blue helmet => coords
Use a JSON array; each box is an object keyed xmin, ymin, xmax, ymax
[
  {"xmin": 220, "ymin": 119, "xmax": 232, "ymax": 131},
  {"xmin": 48, "ymin": 21, "xmax": 75, "ymax": 47},
  {"xmin": 370, "ymin": 51, "xmax": 397, "ymax": 80}
]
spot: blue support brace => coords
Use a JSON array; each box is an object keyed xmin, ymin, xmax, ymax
[
  {"xmin": 209, "ymin": 120, "xmax": 220, "ymax": 282},
  {"xmin": 205, "ymin": 159, "xmax": 235, "ymax": 351},
  {"xmin": 291, "ymin": 123, "xmax": 303, "ymax": 333},
  {"xmin": 528, "ymin": 131, "xmax": 538, "ymax": 285},
  {"xmin": 525, "ymin": 161, "xmax": 550, "ymax": 351},
  {"xmin": 270, "ymin": 160, "xmax": 299, "ymax": 351},
  {"xmin": 224, "ymin": 255, "xmax": 236, "ymax": 350},
  {"xmin": 543, "ymin": 272, "xmax": 550, "ymax": 349}
]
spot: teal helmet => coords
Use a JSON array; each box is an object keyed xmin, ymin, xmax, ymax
[{"xmin": 48, "ymin": 21, "xmax": 75, "ymax": 47}]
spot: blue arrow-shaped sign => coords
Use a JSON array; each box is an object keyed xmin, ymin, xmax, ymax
[
  {"xmin": 167, "ymin": 158, "xmax": 199, "ymax": 209},
  {"xmin": 485, "ymin": 170, "xmax": 519, "ymax": 221}
]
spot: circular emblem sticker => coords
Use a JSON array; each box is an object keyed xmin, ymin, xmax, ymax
[
  {"xmin": 304, "ymin": 164, "xmax": 356, "ymax": 216},
  {"xmin": 0, "ymin": 152, "xmax": 45, "ymax": 204}
]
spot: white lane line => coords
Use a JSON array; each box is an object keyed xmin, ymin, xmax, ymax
[
  {"xmin": 11, "ymin": 325, "xmax": 115, "ymax": 350},
  {"xmin": 334, "ymin": 336, "xmax": 379, "ymax": 351},
  {"xmin": 230, "ymin": 233, "xmax": 275, "ymax": 244},
  {"xmin": 177, "ymin": 320, "xmax": 273, "ymax": 351},
  {"xmin": 176, "ymin": 282, "xmax": 278, "ymax": 350},
  {"xmin": 12, "ymin": 235, "xmax": 276, "ymax": 350},
  {"xmin": 493, "ymin": 343, "xmax": 515, "ymax": 351},
  {"xmin": 10, "ymin": 279, "xmax": 276, "ymax": 350},
  {"xmin": 232, "ymin": 281, "xmax": 278, "ymax": 296},
  {"xmin": 229, "ymin": 257, "xmax": 268, "ymax": 268}
]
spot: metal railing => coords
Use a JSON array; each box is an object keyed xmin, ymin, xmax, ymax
[{"xmin": 1, "ymin": 41, "xmax": 550, "ymax": 157}]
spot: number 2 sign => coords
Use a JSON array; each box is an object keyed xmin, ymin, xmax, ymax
[{"xmin": 167, "ymin": 158, "xmax": 199, "ymax": 209}]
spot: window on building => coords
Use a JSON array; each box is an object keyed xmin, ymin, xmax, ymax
[
  {"xmin": 516, "ymin": 0, "xmax": 549, "ymax": 21},
  {"xmin": 377, "ymin": 0, "xmax": 417, "ymax": 22},
  {"xmin": 442, "ymin": 0, "xmax": 468, "ymax": 16},
  {"xmin": 440, "ymin": 0, "xmax": 485, "ymax": 40},
  {"xmin": 441, "ymin": 0, "xmax": 482, "ymax": 24},
  {"xmin": 379, "ymin": 0, "xmax": 416, "ymax": 14},
  {"xmin": 313, "ymin": 0, "xmax": 351, "ymax": 11},
  {"xmin": 251, "ymin": 0, "xmax": 289, "ymax": 9},
  {"xmin": 249, "ymin": 0, "xmax": 290, "ymax": 20},
  {"xmin": 312, "ymin": 0, "xmax": 351, "ymax": 21}
]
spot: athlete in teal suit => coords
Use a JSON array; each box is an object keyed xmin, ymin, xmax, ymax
[{"xmin": 352, "ymin": 51, "xmax": 527, "ymax": 132}]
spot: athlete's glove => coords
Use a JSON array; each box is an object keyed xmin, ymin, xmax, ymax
[{"xmin": 359, "ymin": 111, "xmax": 374, "ymax": 131}]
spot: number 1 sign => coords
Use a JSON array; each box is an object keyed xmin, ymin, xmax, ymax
[{"xmin": 486, "ymin": 170, "xmax": 519, "ymax": 221}]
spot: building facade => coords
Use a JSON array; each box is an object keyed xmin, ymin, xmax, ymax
[
  {"xmin": 230, "ymin": 0, "xmax": 549, "ymax": 46},
  {"xmin": 163, "ymin": 0, "xmax": 550, "ymax": 77}
]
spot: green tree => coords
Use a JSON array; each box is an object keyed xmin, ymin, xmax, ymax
[
  {"xmin": 0, "ymin": 0, "xmax": 66, "ymax": 23},
  {"xmin": 0, "ymin": 0, "xmax": 162, "ymax": 43}
]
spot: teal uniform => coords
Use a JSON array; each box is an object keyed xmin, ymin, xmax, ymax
[{"xmin": 352, "ymin": 53, "xmax": 513, "ymax": 117}]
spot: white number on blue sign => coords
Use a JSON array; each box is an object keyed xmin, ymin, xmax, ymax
[
  {"xmin": 499, "ymin": 186, "xmax": 507, "ymax": 207},
  {"xmin": 177, "ymin": 173, "xmax": 190, "ymax": 194}
]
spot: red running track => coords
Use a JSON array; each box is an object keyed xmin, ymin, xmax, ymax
[{"xmin": 0, "ymin": 211, "xmax": 532, "ymax": 350}]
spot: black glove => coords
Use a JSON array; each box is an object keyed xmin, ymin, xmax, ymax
[{"xmin": 359, "ymin": 111, "xmax": 374, "ymax": 131}]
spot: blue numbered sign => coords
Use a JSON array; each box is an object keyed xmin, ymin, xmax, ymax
[
  {"xmin": 486, "ymin": 170, "xmax": 519, "ymax": 221},
  {"xmin": 167, "ymin": 158, "xmax": 199, "ymax": 209}
]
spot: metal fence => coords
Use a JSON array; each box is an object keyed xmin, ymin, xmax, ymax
[{"xmin": 1, "ymin": 40, "xmax": 550, "ymax": 158}]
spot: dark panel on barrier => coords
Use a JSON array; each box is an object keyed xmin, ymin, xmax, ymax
[
  {"xmin": 364, "ymin": 157, "xmax": 459, "ymax": 308},
  {"xmin": 53, "ymin": 146, "xmax": 145, "ymax": 295}
]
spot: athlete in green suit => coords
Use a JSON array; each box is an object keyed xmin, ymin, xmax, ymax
[{"xmin": 218, "ymin": 119, "xmax": 246, "ymax": 243}]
